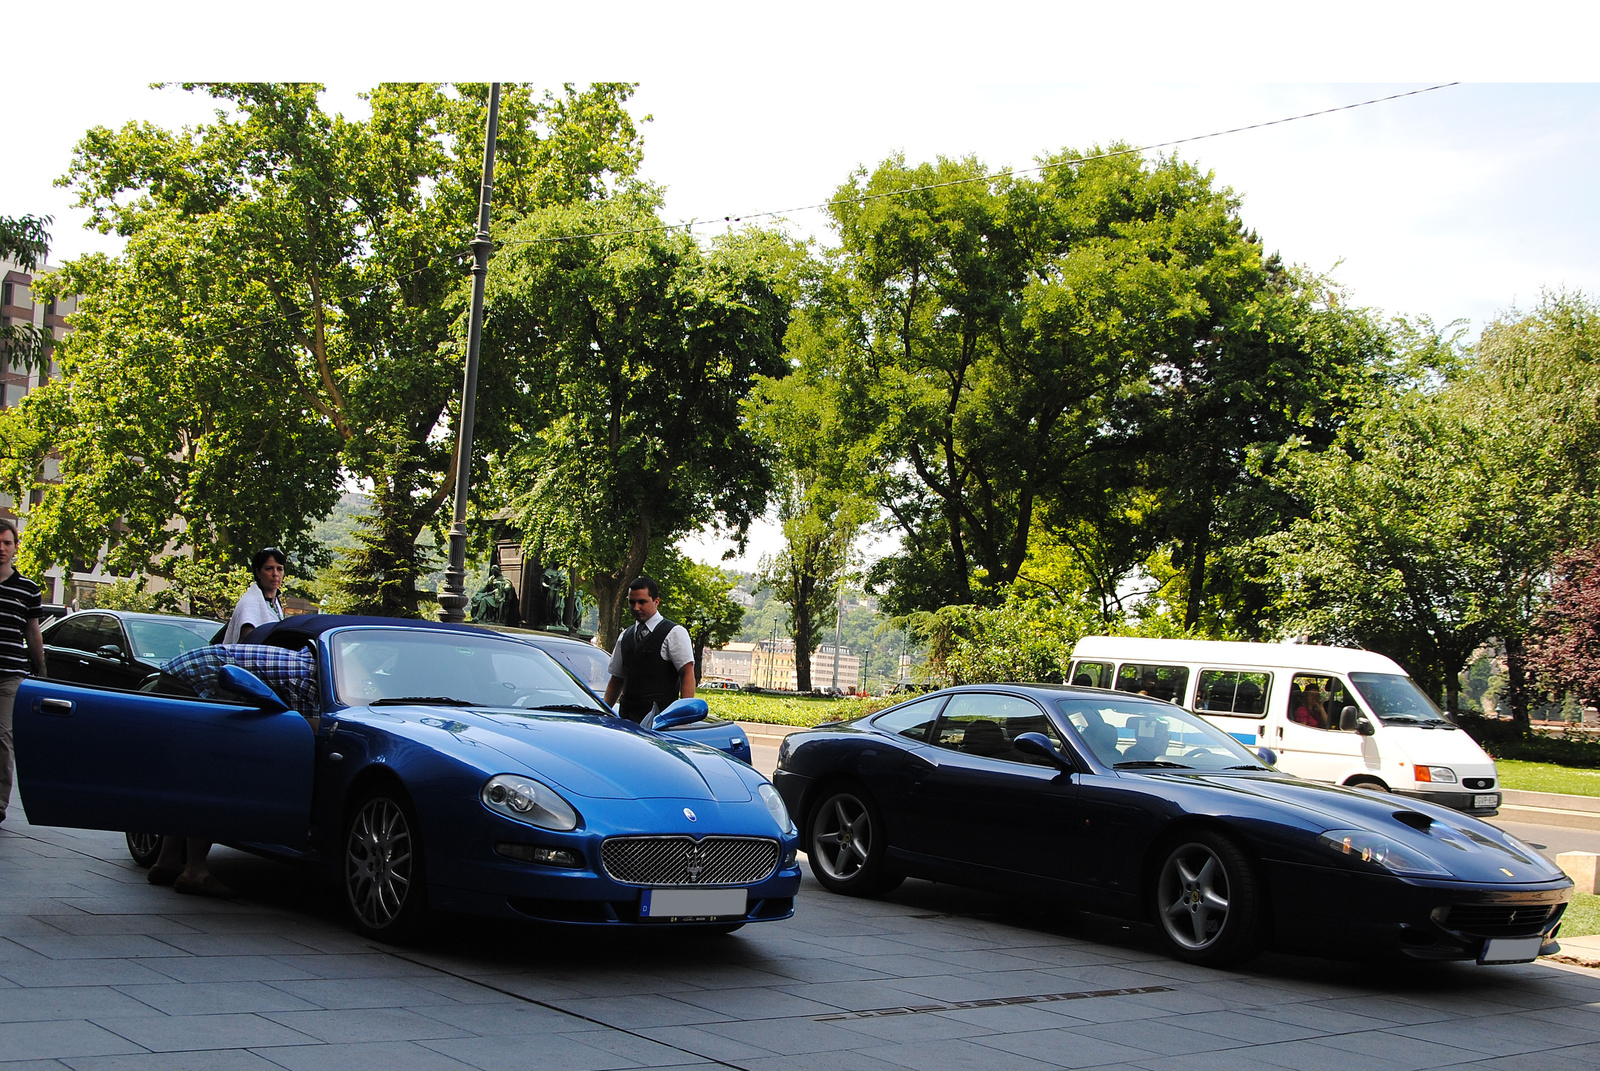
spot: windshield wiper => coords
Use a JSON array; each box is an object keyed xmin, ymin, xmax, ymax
[
  {"xmin": 370, "ymin": 696, "xmax": 474, "ymax": 707},
  {"xmin": 1222, "ymin": 764, "xmax": 1267, "ymax": 770},
  {"xmin": 526, "ymin": 703, "xmax": 609, "ymax": 714},
  {"xmin": 1114, "ymin": 760, "xmax": 1191, "ymax": 769}
]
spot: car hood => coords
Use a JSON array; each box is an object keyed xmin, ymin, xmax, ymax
[
  {"xmin": 1372, "ymin": 724, "xmax": 1496, "ymax": 769},
  {"xmin": 1149, "ymin": 770, "xmax": 1567, "ymax": 885},
  {"xmin": 351, "ymin": 705, "xmax": 755, "ymax": 802}
]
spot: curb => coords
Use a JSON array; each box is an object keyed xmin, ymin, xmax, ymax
[{"xmin": 1499, "ymin": 790, "xmax": 1600, "ymax": 833}]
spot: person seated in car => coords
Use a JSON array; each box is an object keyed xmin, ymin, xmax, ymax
[
  {"xmin": 1291, "ymin": 684, "xmax": 1329, "ymax": 729},
  {"xmin": 144, "ymin": 642, "xmax": 319, "ymax": 898},
  {"xmin": 1123, "ymin": 716, "xmax": 1171, "ymax": 762}
]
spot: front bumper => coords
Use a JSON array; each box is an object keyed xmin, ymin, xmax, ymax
[
  {"xmin": 1266, "ymin": 860, "xmax": 1569, "ymax": 962},
  {"xmin": 420, "ymin": 790, "xmax": 802, "ymax": 926},
  {"xmin": 1397, "ymin": 787, "xmax": 1500, "ymax": 817}
]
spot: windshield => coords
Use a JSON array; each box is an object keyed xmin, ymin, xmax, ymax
[
  {"xmin": 1348, "ymin": 672, "xmax": 1453, "ymax": 725},
  {"xmin": 123, "ymin": 617, "xmax": 219, "ymax": 662},
  {"xmin": 1056, "ymin": 696, "xmax": 1270, "ymax": 772},
  {"xmin": 331, "ymin": 629, "xmax": 609, "ymax": 713}
]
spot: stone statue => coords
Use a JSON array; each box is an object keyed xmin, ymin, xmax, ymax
[
  {"xmin": 470, "ymin": 564, "xmax": 520, "ymax": 626},
  {"xmin": 542, "ymin": 566, "xmax": 567, "ymax": 630}
]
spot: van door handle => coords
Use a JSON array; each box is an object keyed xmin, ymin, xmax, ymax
[{"xmin": 38, "ymin": 698, "xmax": 75, "ymax": 716}]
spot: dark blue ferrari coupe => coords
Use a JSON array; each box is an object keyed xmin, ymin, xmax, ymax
[
  {"xmin": 16, "ymin": 616, "xmax": 800, "ymax": 940},
  {"xmin": 772, "ymin": 683, "xmax": 1572, "ymax": 968}
]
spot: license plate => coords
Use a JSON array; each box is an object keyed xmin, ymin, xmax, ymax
[
  {"xmin": 1474, "ymin": 793, "xmax": 1500, "ymax": 809},
  {"xmin": 639, "ymin": 887, "xmax": 747, "ymax": 921},
  {"xmin": 1479, "ymin": 936, "xmax": 1543, "ymax": 964}
]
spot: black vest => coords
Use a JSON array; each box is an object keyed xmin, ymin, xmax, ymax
[{"xmin": 617, "ymin": 617, "xmax": 682, "ymax": 722}]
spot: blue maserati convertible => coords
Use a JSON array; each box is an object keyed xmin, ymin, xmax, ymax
[
  {"xmin": 773, "ymin": 683, "xmax": 1572, "ymax": 968},
  {"xmin": 16, "ymin": 617, "xmax": 800, "ymax": 940}
]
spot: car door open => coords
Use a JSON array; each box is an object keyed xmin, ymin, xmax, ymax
[{"xmin": 15, "ymin": 675, "xmax": 315, "ymax": 845}]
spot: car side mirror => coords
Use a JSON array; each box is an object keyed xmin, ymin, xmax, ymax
[
  {"xmin": 217, "ymin": 665, "xmax": 290, "ymax": 713},
  {"xmin": 1339, "ymin": 705, "xmax": 1361, "ymax": 732},
  {"xmin": 1014, "ymin": 732, "xmax": 1073, "ymax": 770},
  {"xmin": 96, "ymin": 644, "xmax": 126, "ymax": 662},
  {"xmin": 1256, "ymin": 747, "xmax": 1278, "ymax": 766},
  {"xmin": 650, "ymin": 697, "xmax": 709, "ymax": 731},
  {"xmin": 1355, "ymin": 715, "xmax": 1376, "ymax": 737}
]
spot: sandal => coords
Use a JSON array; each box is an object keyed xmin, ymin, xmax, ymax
[
  {"xmin": 174, "ymin": 874, "xmax": 236, "ymax": 898},
  {"xmin": 147, "ymin": 864, "xmax": 182, "ymax": 886}
]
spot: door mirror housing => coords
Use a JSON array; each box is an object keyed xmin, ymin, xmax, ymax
[
  {"xmin": 650, "ymin": 697, "xmax": 709, "ymax": 731},
  {"xmin": 1256, "ymin": 747, "xmax": 1278, "ymax": 766},
  {"xmin": 1354, "ymin": 715, "xmax": 1376, "ymax": 737},
  {"xmin": 217, "ymin": 665, "xmax": 290, "ymax": 713},
  {"xmin": 1014, "ymin": 731, "xmax": 1074, "ymax": 770},
  {"xmin": 96, "ymin": 644, "xmax": 127, "ymax": 662}
]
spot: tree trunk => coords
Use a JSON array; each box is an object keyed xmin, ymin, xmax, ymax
[
  {"xmin": 593, "ymin": 520, "xmax": 652, "ymax": 651},
  {"xmin": 1503, "ymin": 632, "xmax": 1531, "ymax": 731}
]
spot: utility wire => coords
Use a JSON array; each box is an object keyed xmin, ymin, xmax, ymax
[{"xmin": 499, "ymin": 83, "xmax": 1461, "ymax": 246}]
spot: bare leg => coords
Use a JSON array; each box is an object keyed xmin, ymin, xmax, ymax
[{"xmin": 179, "ymin": 839, "xmax": 213, "ymax": 882}]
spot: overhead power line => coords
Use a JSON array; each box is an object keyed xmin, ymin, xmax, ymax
[{"xmin": 498, "ymin": 83, "xmax": 1461, "ymax": 247}]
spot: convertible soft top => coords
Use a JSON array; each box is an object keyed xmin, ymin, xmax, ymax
[{"xmin": 248, "ymin": 614, "xmax": 483, "ymax": 650}]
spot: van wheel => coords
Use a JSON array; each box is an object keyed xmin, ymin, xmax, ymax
[{"xmin": 1349, "ymin": 778, "xmax": 1390, "ymax": 793}]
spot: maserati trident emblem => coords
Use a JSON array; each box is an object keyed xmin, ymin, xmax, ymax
[
  {"xmin": 683, "ymin": 807, "xmax": 698, "ymax": 822},
  {"xmin": 683, "ymin": 844, "xmax": 708, "ymax": 882}
]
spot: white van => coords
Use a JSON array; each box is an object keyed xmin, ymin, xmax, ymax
[{"xmin": 1068, "ymin": 636, "xmax": 1501, "ymax": 816}]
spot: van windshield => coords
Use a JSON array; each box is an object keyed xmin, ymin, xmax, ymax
[{"xmin": 1348, "ymin": 673, "xmax": 1453, "ymax": 727}]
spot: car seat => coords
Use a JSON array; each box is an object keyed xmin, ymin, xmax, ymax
[{"xmin": 961, "ymin": 719, "xmax": 1008, "ymax": 758}]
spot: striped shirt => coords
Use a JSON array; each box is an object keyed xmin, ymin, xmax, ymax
[
  {"xmin": 163, "ymin": 644, "xmax": 320, "ymax": 717},
  {"xmin": 0, "ymin": 570, "xmax": 44, "ymax": 678}
]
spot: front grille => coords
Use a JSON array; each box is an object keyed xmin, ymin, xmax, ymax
[
  {"xmin": 1463, "ymin": 777, "xmax": 1495, "ymax": 790},
  {"xmin": 602, "ymin": 835, "xmax": 778, "ymax": 887},
  {"xmin": 1437, "ymin": 903, "xmax": 1557, "ymax": 938}
]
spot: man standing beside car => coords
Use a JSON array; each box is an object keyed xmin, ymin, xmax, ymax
[
  {"xmin": 604, "ymin": 576, "xmax": 695, "ymax": 724},
  {"xmin": 0, "ymin": 519, "xmax": 46, "ymax": 825}
]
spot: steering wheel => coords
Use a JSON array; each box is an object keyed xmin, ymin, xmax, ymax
[{"xmin": 1183, "ymin": 747, "xmax": 1213, "ymax": 760}]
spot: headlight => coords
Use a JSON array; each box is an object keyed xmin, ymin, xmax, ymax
[
  {"xmin": 1319, "ymin": 829, "xmax": 1450, "ymax": 876},
  {"xmin": 481, "ymin": 774, "xmax": 579, "ymax": 831},
  {"xmin": 1414, "ymin": 766, "xmax": 1457, "ymax": 784},
  {"xmin": 758, "ymin": 783, "xmax": 795, "ymax": 834}
]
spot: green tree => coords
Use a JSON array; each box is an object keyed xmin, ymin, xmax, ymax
[
  {"xmin": 747, "ymin": 369, "xmax": 876, "ymax": 691},
  {"xmin": 800, "ymin": 149, "xmax": 1279, "ymax": 615},
  {"xmin": 9, "ymin": 83, "xmax": 643, "ymax": 608},
  {"xmin": 1259, "ymin": 297, "xmax": 1600, "ymax": 721},
  {"xmin": 1529, "ymin": 544, "xmax": 1600, "ymax": 709},
  {"xmin": 482, "ymin": 195, "xmax": 793, "ymax": 648},
  {"xmin": 0, "ymin": 213, "xmax": 53, "ymax": 375}
]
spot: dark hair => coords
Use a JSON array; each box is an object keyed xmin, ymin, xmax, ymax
[
  {"xmin": 627, "ymin": 575, "xmax": 660, "ymax": 600},
  {"xmin": 0, "ymin": 518, "xmax": 16, "ymax": 541},
  {"xmin": 251, "ymin": 547, "xmax": 288, "ymax": 573}
]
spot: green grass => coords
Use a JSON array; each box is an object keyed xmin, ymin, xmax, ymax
[
  {"xmin": 1562, "ymin": 892, "xmax": 1600, "ymax": 938},
  {"xmin": 1495, "ymin": 759, "xmax": 1600, "ymax": 797},
  {"xmin": 701, "ymin": 691, "xmax": 893, "ymax": 728}
]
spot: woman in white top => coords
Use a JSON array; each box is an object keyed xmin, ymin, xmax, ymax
[{"xmin": 223, "ymin": 547, "xmax": 287, "ymax": 644}]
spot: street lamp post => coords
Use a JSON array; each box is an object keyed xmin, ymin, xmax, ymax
[
  {"xmin": 438, "ymin": 83, "xmax": 501, "ymax": 624},
  {"xmin": 768, "ymin": 616, "xmax": 780, "ymax": 690}
]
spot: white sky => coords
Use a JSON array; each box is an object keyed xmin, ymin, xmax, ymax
[{"xmin": 9, "ymin": 1, "xmax": 1599, "ymax": 574}]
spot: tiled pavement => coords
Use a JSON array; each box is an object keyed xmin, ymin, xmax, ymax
[{"xmin": 4, "ymin": 796, "xmax": 1600, "ymax": 1070}]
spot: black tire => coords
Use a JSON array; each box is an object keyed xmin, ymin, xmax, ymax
[
  {"xmin": 806, "ymin": 784, "xmax": 904, "ymax": 897},
  {"xmin": 1151, "ymin": 830, "xmax": 1264, "ymax": 968},
  {"xmin": 1349, "ymin": 778, "xmax": 1391, "ymax": 793},
  {"xmin": 125, "ymin": 832, "xmax": 164, "ymax": 868},
  {"xmin": 342, "ymin": 786, "xmax": 429, "ymax": 941}
]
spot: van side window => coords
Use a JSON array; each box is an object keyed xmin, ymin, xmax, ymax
[
  {"xmin": 1288, "ymin": 674, "xmax": 1354, "ymax": 730},
  {"xmin": 1114, "ymin": 663, "xmax": 1190, "ymax": 705},
  {"xmin": 1195, "ymin": 670, "xmax": 1271, "ymax": 716},
  {"xmin": 1072, "ymin": 661, "xmax": 1112, "ymax": 687}
]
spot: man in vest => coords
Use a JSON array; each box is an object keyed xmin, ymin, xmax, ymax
[{"xmin": 603, "ymin": 576, "xmax": 695, "ymax": 723}]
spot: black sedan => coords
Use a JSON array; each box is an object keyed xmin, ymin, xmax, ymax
[
  {"xmin": 773, "ymin": 684, "xmax": 1573, "ymax": 968},
  {"xmin": 42, "ymin": 610, "xmax": 220, "ymax": 689}
]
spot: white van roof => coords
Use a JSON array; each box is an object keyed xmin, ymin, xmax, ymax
[{"xmin": 1071, "ymin": 635, "xmax": 1407, "ymax": 675}]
